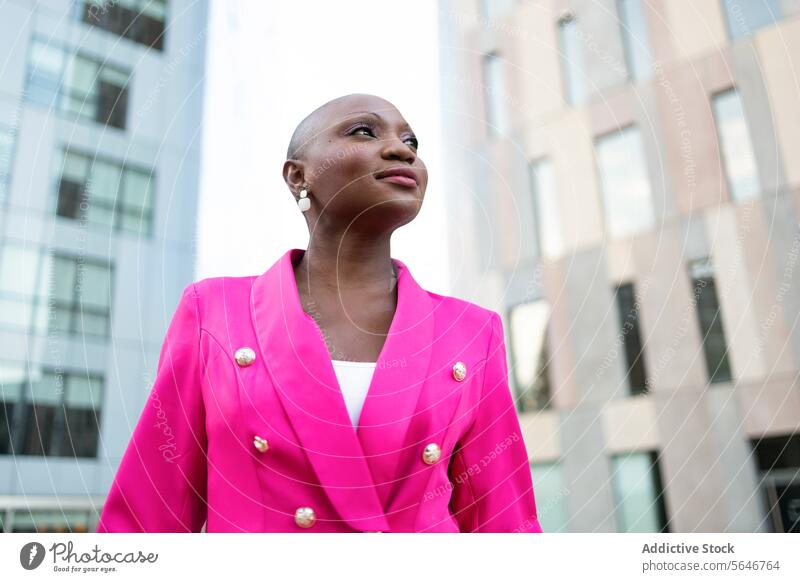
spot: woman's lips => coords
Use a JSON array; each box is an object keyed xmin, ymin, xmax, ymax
[{"xmin": 378, "ymin": 175, "xmax": 417, "ymax": 187}]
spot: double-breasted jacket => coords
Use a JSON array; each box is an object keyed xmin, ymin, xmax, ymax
[{"xmin": 97, "ymin": 249, "xmax": 543, "ymax": 533}]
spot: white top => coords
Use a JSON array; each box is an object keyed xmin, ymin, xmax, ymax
[{"xmin": 331, "ymin": 359, "xmax": 377, "ymax": 428}]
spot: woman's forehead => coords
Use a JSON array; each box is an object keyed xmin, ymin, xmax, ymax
[{"xmin": 322, "ymin": 98, "xmax": 407, "ymax": 126}]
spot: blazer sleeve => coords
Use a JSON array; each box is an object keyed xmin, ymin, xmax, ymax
[
  {"xmin": 448, "ymin": 312, "xmax": 543, "ymax": 533},
  {"xmin": 97, "ymin": 283, "xmax": 208, "ymax": 532}
]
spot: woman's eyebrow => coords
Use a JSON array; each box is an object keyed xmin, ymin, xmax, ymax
[{"xmin": 342, "ymin": 111, "xmax": 413, "ymax": 131}]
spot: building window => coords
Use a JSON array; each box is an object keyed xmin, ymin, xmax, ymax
[
  {"xmin": 721, "ymin": 0, "xmax": 782, "ymax": 41},
  {"xmin": 6, "ymin": 508, "xmax": 97, "ymax": 533},
  {"xmin": 529, "ymin": 158, "xmax": 563, "ymax": 260},
  {"xmin": 688, "ymin": 258, "xmax": 732, "ymax": 384},
  {"xmin": 81, "ymin": 0, "xmax": 168, "ymax": 51},
  {"xmin": 751, "ymin": 433, "xmax": 800, "ymax": 533},
  {"xmin": 595, "ymin": 126, "xmax": 655, "ymax": 238},
  {"xmin": 617, "ymin": 0, "xmax": 653, "ymax": 80},
  {"xmin": 0, "ymin": 128, "xmax": 13, "ymax": 205},
  {"xmin": 479, "ymin": 0, "xmax": 516, "ymax": 22},
  {"xmin": 558, "ymin": 15, "xmax": 588, "ymax": 105},
  {"xmin": 27, "ymin": 39, "xmax": 130, "ymax": 129},
  {"xmin": 0, "ymin": 242, "xmax": 114, "ymax": 339},
  {"xmin": 0, "ymin": 364, "xmax": 104, "ymax": 458},
  {"xmin": 0, "ymin": 363, "xmax": 26, "ymax": 455},
  {"xmin": 0, "ymin": 242, "xmax": 42, "ymax": 331},
  {"xmin": 610, "ymin": 451, "xmax": 669, "ymax": 532},
  {"xmin": 712, "ymin": 88, "xmax": 760, "ymax": 202},
  {"xmin": 530, "ymin": 461, "xmax": 570, "ymax": 532},
  {"xmin": 507, "ymin": 301, "xmax": 552, "ymax": 412},
  {"xmin": 55, "ymin": 149, "xmax": 155, "ymax": 236},
  {"xmin": 482, "ymin": 52, "xmax": 509, "ymax": 137},
  {"xmin": 614, "ymin": 282, "xmax": 648, "ymax": 395},
  {"xmin": 49, "ymin": 254, "xmax": 114, "ymax": 338}
]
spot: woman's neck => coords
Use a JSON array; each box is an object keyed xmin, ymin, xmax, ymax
[{"xmin": 294, "ymin": 236, "xmax": 397, "ymax": 295}]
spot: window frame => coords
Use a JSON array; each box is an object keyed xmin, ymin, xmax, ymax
[
  {"xmin": 557, "ymin": 14, "xmax": 588, "ymax": 106},
  {"xmin": 528, "ymin": 156, "xmax": 563, "ymax": 260},
  {"xmin": 79, "ymin": 0, "xmax": 169, "ymax": 51},
  {"xmin": 482, "ymin": 51, "xmax": 510, "ymax": 138},
  {"xmin": 617, "ymin": 0, "xmax": 653, "ymax": 81},
  {"xmin": 0, "ymin": 365, "xmax": 104, "ymax": 459},
  {"xmin": 720, "ymin": 0, "xmax": 783, "ymax": 41},
  {"xmin": 506, "ymin": 299, "xmax": 553, "ymax": 412},
  {"xmin": 614, "ymin": 281, "xmax": 649, "ymax": 396},
  {"xmin": 0, "ymin": 125, "xmax": 15, "ymax": 207},
  {"xmin": 593, "ymin": 123, "xmax": 656, "ymax": 238},
  {"xmin": 0, "ymin": 241, "xmax": 115, "ymax": 340},
  {"xmin": 710, "ymin": 87, "xmax": 761, "ymax": 203},
  {"xmin": 609, "ymin": 450, "xmax": 670, "ymax": 533},
  {"xmin": 53, "ymin": 146, "xmax": 157, "ymax": 237},
  {"xmin": 25, "ymin": 37, "xmax": 131, "ymax": 130},
  {"xmin": 687, "ymin": 257, "xmax": 733, "ymax": 385}
]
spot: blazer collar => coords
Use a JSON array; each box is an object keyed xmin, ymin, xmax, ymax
[{"xmin": 250, "ymin": 248, "xmax": 434, "ymax": 531}]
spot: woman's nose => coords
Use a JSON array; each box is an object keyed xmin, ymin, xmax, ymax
[{"xmin": 381, "ymin": 134, "xmax": 416, "ymax": 163}]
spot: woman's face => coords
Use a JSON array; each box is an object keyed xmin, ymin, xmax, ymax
[{"xmin": 288, "ymin": 95, "xmax": 428, "ymax": 234}]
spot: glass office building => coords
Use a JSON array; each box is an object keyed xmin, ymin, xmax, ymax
[{"xmin": 0, "ymin": 0, "xmax": 207, "ymax": 532}]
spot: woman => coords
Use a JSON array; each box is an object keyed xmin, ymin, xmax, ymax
[{"xmin": 98, "ymin": 94, "xmax": 543, "ymax": 533}]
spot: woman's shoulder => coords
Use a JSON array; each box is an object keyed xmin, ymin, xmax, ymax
[
  {"xmin": 175, "ymin": 274, "xmax": 257, "ymax": 315},
  {"xmin": 190, "ymin": 274, "xmax": 257, "ymax": 295},
  {"xmin": 424, "ymin": 289, "xmax": 503, "ymax": 333}
]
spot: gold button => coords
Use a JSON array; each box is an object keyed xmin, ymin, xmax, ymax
[
  {"xmin": 235, "ymin": 347, "xmax": 256, "ymax": 367},
  {"xmin": 452, "ymin": 361, "xmax": 467, "ymax": 381},
  {"xmin": 294, "ymin": 506, "xmax": 316, "ymax": 528},
  {"xmin": 253, "ymin": 435, "xmax": 269, "ymax": 453},
  {"xmin": 422, "ymin": 442, "xmax": 441, "ymax": 465}
]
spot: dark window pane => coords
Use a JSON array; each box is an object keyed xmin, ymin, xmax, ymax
[
  {"xmin": 0, "ymin": 400, "xmax": 15, "ymax": 454},
  {"xmin": 21, "ymin": 404, "xmax": 56, "ymax": 456},
  {"xmin": 60, "ymin": 407, "xmax": 100, "ymax": 457},
  {"xmin": 136, "ymin": 12, "xmax": 166, "ymax": 50},
  {"xmin": 691, "ymin": 274, "xmax": 732, "ymax": 383},
  {"xmin": 751, "ymin": 434, "xmax": 800, "ymax": 532},
  {"xmin": 773, "ymin": 482, "xmax": 800, "ymax": 533},
  {"xmin": 530, "ymin": 335, "xmax": 552, "ymax": 410},
  {"xmin": 96, "ymin": 81, "xmax": 127, "ymax": 129},
  {"xmin": 82, "ymin": 1, "xmax": 166, "ymax": 51},
  {"xmin": 615, "ymin": 282, "xmax": 648, "ymax": 395},
  {"xmin": 56, "ymin": 179, "xmax": 84, "ymax": 219},
  {"xmin": 751, "ymin": 433, "xmax": 800, "ymax": 472}
]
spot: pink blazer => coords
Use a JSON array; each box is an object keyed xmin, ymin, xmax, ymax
[{"xmin": 97, "ymin": 248, "xmax": 543, "ymax": 533}]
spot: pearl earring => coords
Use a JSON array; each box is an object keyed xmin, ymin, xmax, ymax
[{"xmin": 298, "ymin": 188, "xmax": 311, "ymax": 212}]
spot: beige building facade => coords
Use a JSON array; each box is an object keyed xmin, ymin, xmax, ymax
[{"xmin": 439, "ymin": 0, "xmax": 800, "ymax": 532}]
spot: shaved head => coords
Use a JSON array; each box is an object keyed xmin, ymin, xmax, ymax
[
  {"xmin": 282, "ymin": 92, "xmax": 427, "ymax": 234},
  {"xmin": 286, "ymin": 93, "xmax": 398, "ymax": 160}
]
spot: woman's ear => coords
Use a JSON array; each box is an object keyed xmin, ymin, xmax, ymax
[{"xmin": 282, "ymin": 159, "xmax": 307, "ymax": 194}]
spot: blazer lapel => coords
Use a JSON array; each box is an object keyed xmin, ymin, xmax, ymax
[
  {"xmin": 250, "ymin": 248, "xmax": 434, "ymax": 529},
  {"xmin": 251, "ymin": 249, "xmax": 388, "ymax": 532},
  {"xmin": 355, "ymin": 256, "xmax": 434, "ymax": 508}
]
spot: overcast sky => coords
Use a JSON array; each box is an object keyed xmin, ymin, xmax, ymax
[{"xmin": 197, "ymin": 0, "xmax": 449, "ymax": 293}]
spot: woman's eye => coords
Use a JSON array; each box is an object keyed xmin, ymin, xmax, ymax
[
  {"xmin": 351, "ymin": 124, "xmax": 375, "ymax": 137},
  {"xmin": 405, "ymin": 136, "xmax": 419, "ymax": 149}
]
